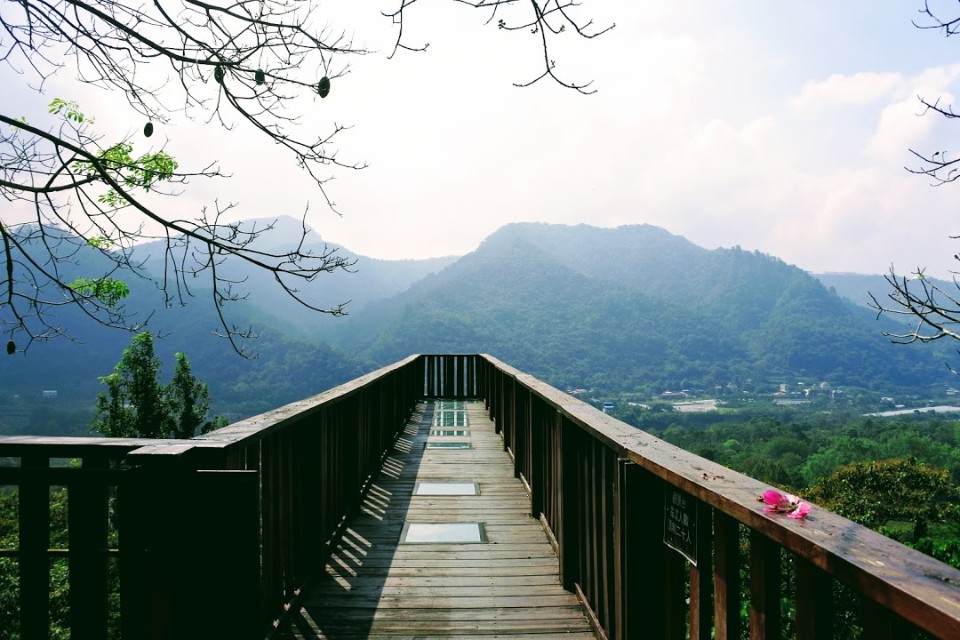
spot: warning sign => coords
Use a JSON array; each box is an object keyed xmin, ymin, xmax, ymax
[{"xmin": 663, "ymin": 486, "xmax": 698, "ymax": 566}]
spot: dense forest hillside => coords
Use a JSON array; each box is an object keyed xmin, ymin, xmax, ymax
[
  {"xmin": 0, "ymin": 225, "xmax": 372, "ymax": 434},
  {"xmin": 1, "ymin": 220, "xmax": 955, "ymax": 437},
  {"xmin": 134, "ymin": 216, "xmax": 458, "ymax": 337},
  {"xmin": 0, "ymin": 288, "xmax": 369, "ymax": 433},
  {"xmin": 325, "ymin": 223, "xmax": 953, "ymax": 394}
]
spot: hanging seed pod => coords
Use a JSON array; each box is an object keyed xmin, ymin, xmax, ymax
[
  {"xmin": 214, "ymin": 66, "xmax": 225, "ymax": 84},
  {"xmin": 143, "ymin": 121, "xmax": 154, "ymax": 138},
  {"xmin": 318, "ymin": 76, "xmax": 331, "ymax": 98},
  {"xmin": 6, "ymin": 340, "xmax": 15, "ymax": 355},
  {"xmin": 255, "ymin": 69, "xmax": 265, "ymax": 85}
]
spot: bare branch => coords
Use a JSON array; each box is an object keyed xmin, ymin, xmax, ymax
[
  {"xmin": 385, "ymin": 0, "xmax": 612, "ymax": 93},
  {"xmin": 0, "ymin": 0, "xmax": 607, "ymax": 353}
]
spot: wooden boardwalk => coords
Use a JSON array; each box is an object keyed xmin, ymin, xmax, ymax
[{"xmin": 278, "ymin": 400, "xmax": 595, "ymax": 639}]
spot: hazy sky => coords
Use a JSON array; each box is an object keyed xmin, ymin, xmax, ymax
[{"xmin": 7, "ymin": 1, "xmax": 960, "ymax": 275}]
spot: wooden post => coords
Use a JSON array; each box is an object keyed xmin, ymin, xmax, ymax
[
  {"xmin": 664, "ymin": 548, "xmax": 687, "ymax": 640},
  {"xmin": 443, "ymin": 355, "xmax": 453, "ymax": 397},
  {"xmin": 860, "ymin": 597, "xmax": 915, "ymax": 640},
  {"xmin": 689, "ymin": 503, "xmax": 714, "ymax": 640},
  {"xmin": 614, "ymin": 462, "xmax": 668, "ymax": 640},
  {"xmin": 68, "ymin": 456, "xmax": 111, "ymax": 639},
  {"xmin": 750, "ymin": 531, "xmax": 781, "ymax": 640},
  {"xmin": 19, "ymin": 455, "xmax": 50, "ymax": 640},
  {"xmin": 529, "ymin": 399, "xmax": 545, "ymax": 519},
  {"xmin": 513, "ymin": 386, "xmax": 528, "ymax": 479},
  {"xmin": 713, "ymin": 512, "xmax": 741, "ymax": 640},
  {"xmin": 559, "ymin": 416, "xmax": 580, "ymax": 592},
  {"xmin": 612, "ymin": 458, "xmax": 626, "ymax": 640},
  {"xmin": 120, "ymin": 467, "xmax": 261, "ymax": 640},
  {"xmin": 796, "ymin": 557, "xmax": 832, "ymax": 640}
]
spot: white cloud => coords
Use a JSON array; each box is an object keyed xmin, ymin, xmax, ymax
[
  {"xmin": 865, "ymin": 64, "xmax": 960, "ymax": 162},
  {"xmin": 791, "ymin": 72, "xmax": 904, "ymax": 112},
  {"xmin": 865, "ymin": 93, "xmax": 943, "ymax": 163},
  {"xmin": 9, "ymin": 2, "xmax": 960, "ymax": 278}
]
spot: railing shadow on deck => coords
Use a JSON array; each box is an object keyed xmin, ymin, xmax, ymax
[
  {"xmin": 277, "ymin": 403, "xmax": 433, "ymax": 639},
  {"xmin": 1, "ymin": 353, "xmax": 959, "ymax": 639}
]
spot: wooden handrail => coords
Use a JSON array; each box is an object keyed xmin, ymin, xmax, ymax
[
  {"xmin": 0, "ymin": 354, "xmax": 429, "ymax": 639},
  {"xmin": 480, "ymin": 353, "xmax": 960, "ymax": 639}
]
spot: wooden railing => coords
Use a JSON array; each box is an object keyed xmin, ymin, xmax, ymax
[
  {"xmin": 480, "ymin": 354, "xmax": 960, "ymax": 640},
  {"xmin": 0, "ymin": 354, "xmax": 452, "ymax": 639},
  {"xmin": 1, "ymin": 353, "xmax": 958, "ymax": 639}
]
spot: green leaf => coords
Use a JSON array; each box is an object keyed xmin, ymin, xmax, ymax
[
  {"xmin": 67, "ymin": 277, "xmax": 131, "ymax": 307},
  {"xmin": 73, "ymin": 142, "xmax": 179, "ymax": 206},
  {"xmin": 48, "ymin": 98, "xmax": 85, "ymax": 123},
  {"xmin": 86, "ymin": 236, "xmax": 115, "ymax": 249}
]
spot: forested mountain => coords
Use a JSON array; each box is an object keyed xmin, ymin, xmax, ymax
[
  {"xmin": 0, "ymin": 218, "xmax": 454, "ymax": 434},
  {"xmin": 814, "ymin": 272, "xmax": 891, "ymax": 308},
  {"xmin": 322, "ymin": 223, "xmax": 953, "ymax": 394},
  {"xmin": 815, "ymin": 271, "xmax": 956, "ymax": 310},
  {"xmin": 0, "ymin": 284, "xmax": 368, "ymax": 428},
  {"xmin": 0, "ymin": 226, "xmax": 373, "ymax": 433},
  {"xmin": 133, "ymin": 216, "xmax": 458, "ymax": 337},
  {"xmin": 2, "ymin": 220, "xmax": 954, "ymax": 437}
]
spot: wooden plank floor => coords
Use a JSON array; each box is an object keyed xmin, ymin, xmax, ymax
[{"xmin": 277, "ymin": 400, "xmax": 595, "ymax": 639}]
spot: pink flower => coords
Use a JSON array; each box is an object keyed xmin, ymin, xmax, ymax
[
  {"xmin": 762, "ymin": 489, "xmax": 810, "ymax": 519},
  {"xmin": 788, "ymin": 501, "xmax": 811, "ymax": 519}
]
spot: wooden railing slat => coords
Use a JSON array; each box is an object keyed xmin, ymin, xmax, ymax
[
  {"xmin": 750, "ymin": 530, "xmax": 781, "ymax": 640},
  {"xmin": 665, "ymin": 549, "xmax": 687, "ymax": 640},
  {"xmin": 67, "ymin": 455, "xmax": 110, "ymax": 639},
  {"xmin": 713, "ymin": 512, "xmax": 742, "ymax": 640},
  {"xmin": 19, "ymin": 455, "xmax": 50, "ymax": 640},
  {"xmin": 796, "ymin": 556, "xmax": 832, "ymax": 640},
  {"xmin": 689, "ymin": 502, "xmax": 714, "ymax": 640},
  {"xmin": 559, "ymin": 416, "xmax": 580, "ymax": 592}
]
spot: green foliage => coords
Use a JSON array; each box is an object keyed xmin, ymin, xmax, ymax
[
  {"xmin": 67, "ymin": 277, "xmax": 130, "ymax": 307},
  {"xmin": 169, "ymin": 352, "xmax": 212, "ymax": 438},
  {"xmin": 346, "ymin": 223, "xmax": 953, "ymax": 396},
  {"xmin": 92, "ymin": 332, "xmax": 222, "ymax": 438},
  {"xmin": 56, "ymin": 102, "xmax": 179, "ymax": 208},
  {"xmin": 809, "ymin": 458, "xmax": 960, "ymax": 550},
  {"xmin": 48, "ymin": 98, "xmax": 85, "ymax": 123},
  {"xmin": 73, "ymin": 141, "xmax": 178, "ymax": 207},
  {"xmin": 0, "ymin": 488, "xmax": 73, "ymax": 640},
  {"xmin": 646, "ymin": 404, "xmax": 960, "ymax": 571},
  {"xmin": 94, "ymin": 332, "xmax": 169, "ymax": 438},
  {"xmin": 0, "ymin": 490, "xmax": 18, "ymax": 640},
  {"xmin": 85, "ymin": 237, "xmax": 115, "ymax": 250}
]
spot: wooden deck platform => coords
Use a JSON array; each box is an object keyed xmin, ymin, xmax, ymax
[{"xmin": 277, "ymin": 400, "xmax": 596, "ymax": 639}]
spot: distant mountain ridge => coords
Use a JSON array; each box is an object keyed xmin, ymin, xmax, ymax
[
  {"xmin": 131, "ymin": 216, "xmax": 458, "ymax": 336},
  {"xmin": 813, "ymin": 271, "xmax": 958, "ymax": 312},
  {"xmin": 0, "ymin": 219, "xmax": 953, "ymax": 437},
  {"xmin": 314, "ymin": 222, "xmax": 952, "ymax": 393}
]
